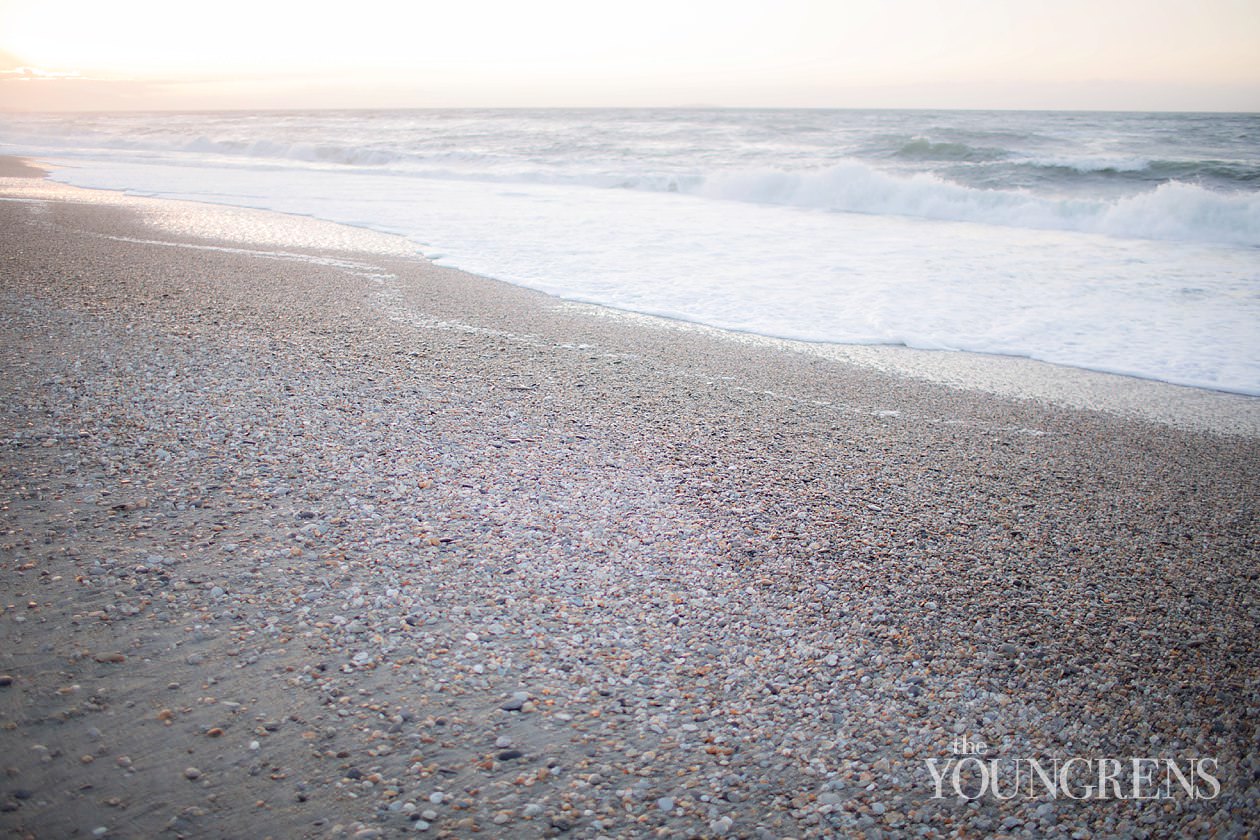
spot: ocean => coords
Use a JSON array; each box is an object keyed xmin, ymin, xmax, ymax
[{"xmin": 2, "ymin": 108, "xmax": 1257, "ymax": 394}]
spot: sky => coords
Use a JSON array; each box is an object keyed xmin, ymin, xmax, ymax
[{"xmin": 1, "ymin": 0, "xmax": 1258, "ymax": 111}]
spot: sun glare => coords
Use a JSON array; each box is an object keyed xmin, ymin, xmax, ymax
[{"xmin": 1, "ymin": 0, "xmax": 1257, "ymax": 110}]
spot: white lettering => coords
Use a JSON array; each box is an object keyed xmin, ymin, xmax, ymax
[
  {"xmin": 1058, "ymin": 757, "xmax": 1091, "ymax": 799},
  {"xmin": 988, "ymin": 759, "xmax": 1021, "ymax": 800},
  {"xmin": 924, "ymin": 758, "xmax": 954, "ymax": 799},
  {"xmin": 1165, "ymin": 759, "xmax": 1197, "ymax": 798},
  {"xmin": 1097, "ymin": 758, "xmax": 1123, "ymax": 798},
  {"xmin": 1130, "ymin": 758, "xmax": 1160, "ymax": 799},
  {"xmin": 1024, "ymin": 757, "xmax": 1059, "ymax": 798},
  {"xmin": 952, "ymin": 757, "xmax": 989, "ymax": 800},
  {"xmin": 1194, "ymin": 758, "xmax": 1221, "ymax": 800}
]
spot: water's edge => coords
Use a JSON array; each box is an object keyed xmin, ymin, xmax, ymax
[{"xmin": 7, "ymin": 157, "xmax": 1258, "ymax": 438}]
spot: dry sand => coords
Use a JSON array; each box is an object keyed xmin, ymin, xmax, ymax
[{"xmin": 1, "ymin": 159, "xmax": 1257, "ymax": 838}]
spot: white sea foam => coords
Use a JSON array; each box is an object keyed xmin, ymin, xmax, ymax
[
  {"xmin": 4, "ymin": 108, "xmax": 1257, "ymax": 395},
  {"xmin": 7, "ymin": 117, "xmax": 1255, "ymax": 247},
  {"xmin": 691, "ymin": 164, "xmax": 1260, "ymax": 244}
]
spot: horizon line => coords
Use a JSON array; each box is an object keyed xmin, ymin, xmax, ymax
[{"xmin": 3, "ymin": 103, "xmax": 1258, "ymax": 116}]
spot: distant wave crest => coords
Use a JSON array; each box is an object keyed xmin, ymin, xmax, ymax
[
  {"xmin": 893, "ymin": 137, "xmax": 1008, "ymax": 162},
  {"xmin": 1022, "ymin": 155, "xmax": 1259, "ymax": 186},
  {"xmin": 689, "ymin": 163, "xmax": 1260, "ymax": 247}
]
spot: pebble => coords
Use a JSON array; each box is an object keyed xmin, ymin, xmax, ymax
[{"xmin": 499, "ymin": 691, "xmax": 530, "ymax": 711}]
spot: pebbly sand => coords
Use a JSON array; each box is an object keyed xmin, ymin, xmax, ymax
[{"xmin": 1, "ymin": 157, "xmax": 1257, "ymax": 838}]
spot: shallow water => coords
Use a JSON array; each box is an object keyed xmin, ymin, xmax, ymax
[{"xmin": 4, "ymin": 108, "xmax": 1257, "ymax": 393}]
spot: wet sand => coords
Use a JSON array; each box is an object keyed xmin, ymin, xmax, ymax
[{"xmin": 1, "ymin": 160, "xmax": 1257, "ymax": 838}]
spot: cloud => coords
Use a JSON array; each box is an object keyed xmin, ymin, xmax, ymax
[{"xmin": 1, "ymin": 66, "xmax": 83, "ymax": 80}]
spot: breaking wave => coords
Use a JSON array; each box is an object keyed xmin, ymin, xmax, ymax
[{"xmin": 690, "ymin": 163, "xmax": 1260, "ymax": 247}]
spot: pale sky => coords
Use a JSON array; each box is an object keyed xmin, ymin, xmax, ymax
[{"xmin": 1, "ymin": 0, "xmax": 1258, "ymax": 111}]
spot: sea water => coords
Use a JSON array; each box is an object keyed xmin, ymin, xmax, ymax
[{"xmin": 2, "ymin": 109, "xmax": 1257, "ymax": 394}]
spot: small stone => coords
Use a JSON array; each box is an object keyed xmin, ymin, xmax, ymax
[
  {"xmin": 871, "ymin": 801, "xmax": 886, "ymax": 815},
  {"xmin": 657, "ymin": 797, "xmax": 675, "ymax": 812},
  {"xmin": 497, "ymin": 749, "xmax": 524, "ymax": 761},
  {"xmin": 94, "ymin": 653, "xmax": 126, "ymax": 664},
  {"xmin": 0, "ymin": 676, "xmax": 13, "ymax": 687},
  {"xmin": 183, "ymin": 767, "xmax": 202, "ymax": 780},
  {"xmin": 522, "ymin": 803, "xmax": 543, "ymax": 818},
  {"xmin": 206, "ymin": 728, "xmax": 224, "ymax": 738},
  {"xmin": 428, "ymin": 792, "xmax": 445, "ymax": 805},
  {"xmin": 500, "ymin": 691, "xmax": 530, "ymax": 712}
]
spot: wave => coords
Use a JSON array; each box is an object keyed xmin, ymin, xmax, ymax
[
  {"xmin": 4, "ymin": 117, "xmax": 1257, "ymax": 248},
  {"xmin": 166, "ymin": 139, "xmax": 1259, "ymax": 248},
  {"xmin": 1019, "ymin": 155, "xmax": 1260, "ymax": 186},
  {"xmin": 893, "ymin": 137, "xmax": 1009, "ymax": 163},
  {"xmin": 183, "ymin": 135, "xmax": 410, "ymax": 168},
  {"xmin": 141, "ymin": 137, "xmax": 1260, "ymax": 247},
  {"xmin": 688, "ymin": 163, "xmax": 1260, "ymax": 247}
]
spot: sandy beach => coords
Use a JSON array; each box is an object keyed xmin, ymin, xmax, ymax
[{"xmin": 1, "ymin": 157, "xmax": 1257, "ymax": 838}]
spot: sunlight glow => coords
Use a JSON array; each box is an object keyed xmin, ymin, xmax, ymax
[{"xmin": 1, "ymin": 0, "xmax": 1257, "ymax": 110}]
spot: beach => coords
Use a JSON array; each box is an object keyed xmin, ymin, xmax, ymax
[{"xmin": 1, "ymin": 157, "xmax": 1257, "ymax": 838}]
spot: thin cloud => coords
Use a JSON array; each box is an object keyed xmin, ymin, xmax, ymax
[{"xmin": 1, "ymin": 66, "xmax": 83, "ymax": 80}]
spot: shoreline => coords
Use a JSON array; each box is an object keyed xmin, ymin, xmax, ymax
[
  {"xmin": 1, "ymin": 157, "xmax": 1257, "ymax": 837},
  {"xmin": 17, "ymin": 154, "xmax": 1260, "ymax": 439}
]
